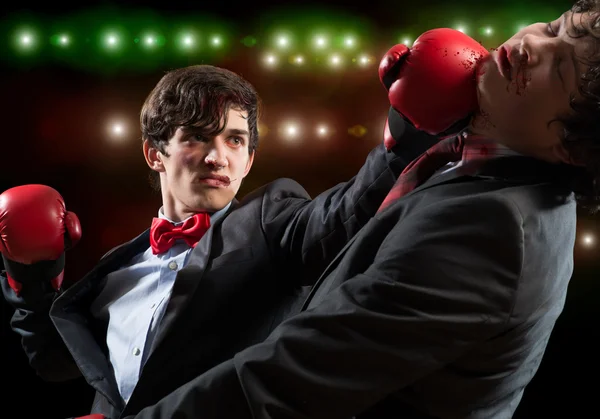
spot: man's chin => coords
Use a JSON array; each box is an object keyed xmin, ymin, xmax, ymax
[{"xmin": 190, "ymin": 195, "xmax": 232, "ymax": 213}]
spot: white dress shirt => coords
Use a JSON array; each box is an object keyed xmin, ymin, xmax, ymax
[{"xmin": 90, "ymin": 203, "xmax": 231, "ymax": 404}]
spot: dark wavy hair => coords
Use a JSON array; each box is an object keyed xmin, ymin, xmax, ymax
[
  {"xmin": 140, "ymin": 65, "xmax": 261, "ymax": 191},
  {"xmin": 553, "ymin": 0, "xmax": 600, "ymax": 211}
]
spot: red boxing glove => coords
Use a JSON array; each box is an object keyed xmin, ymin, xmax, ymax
[
  {"xmin": 74, "ymin": 415, "xmax": 105, "ymax": 419},
  {"xmin": 0, "ymin": 184, "xmax": 82, "ymax": 295},
  {"xmin": 379, "ymin": 28, "xmax": 489, "ymax": 149}
]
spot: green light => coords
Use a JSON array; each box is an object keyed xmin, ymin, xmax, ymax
[
  {"xmin": 313, "ymin": 34, "xmax": 328, "ymax": 49},
  {"xmin": 399, "ymin": 37, "xmax": 412, "ymax": 46},
  {"xmin": 177, "ymin": 32, "xmax": 197, "ymax": 49},
  {"xmin": 12, "ymin": 27, "xmax": 39, "ymax": 54},
  {"xmin": 273, "ymin": 32, "xmax": 292, "ymax": 49},
  {"xmin": 241, "ymin": 35, "xmax": 257, "ymax": 47},
  {"xmin": 482, "ymin": 26, "xmax": 493, "ymax": 36},
  {"xmin": 343, "ymin": 35, "xmax": 356, "ymax": 48},
  {"xmin": 50, "ymin": 33, "xmax": 70, "ymax": 47},
  {"xmin": 104, "ymin": 33, "xmax": 119, "ymax": 48},
  {"xmin": 17, "ymin": 31, "xmax": 35, "ymax": 48}
]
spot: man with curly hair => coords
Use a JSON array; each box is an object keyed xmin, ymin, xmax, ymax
[{"xmin": 105, "ymin": 2, "xmax": 600, "ymax": 418}]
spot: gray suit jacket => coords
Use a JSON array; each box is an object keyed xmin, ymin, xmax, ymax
[
  {"xmin": 1, "ymin": 112, "xmax": 440, "ymax": 419},
  {"xmin": 121, "ymin": 123, "xmax": 579, "ymax": 419}
]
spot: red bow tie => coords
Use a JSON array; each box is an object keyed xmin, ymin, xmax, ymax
[{"xmin": 150, "ymin": 213, "xmax": 211, "ymax": 255}]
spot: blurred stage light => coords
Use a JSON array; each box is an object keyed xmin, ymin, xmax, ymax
[
  {"xmin": 58, "ymin": 34, "xmax": 69, "ymax": 46},
  {"xmin": 258, "ymin": 122, "xmax": 269, "ymax": 137},
  {"xmin": 399, "ymin": 37, "xmax": 412, "ymax": 46},
  {"xmin": 281, "ymin": 122, "xmax": 300, "ymax": 141},
  {"xmin": 329, "ymin": 54, "xmax": 342, "ymax": 67},
  {"xmin": 178, "ymin": 32, "xmax": 197, "ymax": 50},
  {"xmin": 108, "ymin": 121, "xmax": 127, "ymax": 141},
  {"xmin": 144, "ymin": 35, "xmax": 156, "ymax": 46},
  {"xmin": 286, "ymin": 124, "xmax": 298, "ymax": 136},
  {"xmin": 357, "ymin": 54, "xmax": 371, "ymax": 66},
  {"xmin": 314, "ymin": 35, "xmax": 328, "ymax": 49},
  {"xmin": 348, "ymin": 125, "xmax": 367, "ymax": 137},
  {"xmin": 50, "ymin": 33, "xmax": 71, "ymax": 48},
  {"xmin": 105, "ymin": 33, "xmax": 119, "ymax": 48},
  {"xmin": 582, "ymin": 233, "xmax": 595, "ymax": 247},
  {"xmin": 276, "ymin": 35, "xmax": 290, "ymax": 48},
  {"xmin": 264, "ymin": 53, "xmax": 278, "ymax": 67},
  {"xmin": 15, "ymin": 30, "xmax": 37, "ymax": 50},
  {"xmin": 316, "ymin": 125, "xmax": 328, "ymax": 137}
]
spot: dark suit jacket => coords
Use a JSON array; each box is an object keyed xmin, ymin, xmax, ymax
[
  {"xmin": 121, "ymin": 122, "xmax": 579, "ymax": 419},
  {"xmin": 1, "ymin": 115, "xmax": 439, "ymax": 419}
]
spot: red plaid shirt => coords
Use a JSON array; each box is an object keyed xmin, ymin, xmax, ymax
[
  {"xmin": 378, "ymin": 129, "xmax": 520, "ymax": 213},
  {"xmin": 434, "ymin": 130, "xmax": 521, "ymax": 178}
]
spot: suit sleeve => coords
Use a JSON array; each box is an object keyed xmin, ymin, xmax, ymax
[
  {"xmin": 262, "ymin": 111, "xmax": 440, "ymax": 284},
  {"xmin": 1, "ymin": 261, "xmax": 81, "ymax": 382},
  {"xmin": 124, "ymin": 194, "xmax": 524, "ymax": 419}
]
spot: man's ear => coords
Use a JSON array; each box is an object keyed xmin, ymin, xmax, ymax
[
  {"xmin": 553, "ymin": 142, "xmax": 585, "ymax": 166},
  {"xmin": 143, "ymin": 139, "xmax": 166, "ymax": 172}
]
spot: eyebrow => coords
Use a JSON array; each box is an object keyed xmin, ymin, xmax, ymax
[
  {"xmin": 225, "ymin": 128, "xmax": 250, "ymax": 136},
  {"xmin": 179, "ymin": 126, "xmax": 249, "ymax": 136}
]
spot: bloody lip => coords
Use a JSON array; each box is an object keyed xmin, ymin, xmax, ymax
[{"xmin": 197, "ymin": 177, "xmax": 230, "ymax": 187}]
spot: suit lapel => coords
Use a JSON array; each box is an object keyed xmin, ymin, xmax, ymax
[
  {"xmin": 50, "ymin": 230, "xmax": 151, "ymax": 411},
  {"xmin": 148, "ymin": 202, "xmax": 237, "ymax": 355}
]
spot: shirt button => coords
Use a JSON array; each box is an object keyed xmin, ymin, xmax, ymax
[
  {"xmin": 168, "ymin": 261, "xmax": 178, "ymax": 271},
  {"xmin": 132, "ymin": 347, "xmax": 141, "ymax": 356}
]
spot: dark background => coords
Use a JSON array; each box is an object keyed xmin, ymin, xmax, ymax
[{"xmin": 1, "ymin": 1, "xmax": 598, "ymax": 417}]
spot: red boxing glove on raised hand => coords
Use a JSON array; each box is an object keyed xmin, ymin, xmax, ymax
[
  {"xmin": 379, "ymin": 28, "xmax": 489, "ymax": 149},
  {"xmin": 0, "ymin": 184, "xmax": 82, "ymax": 295}
]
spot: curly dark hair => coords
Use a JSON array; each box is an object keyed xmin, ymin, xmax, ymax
[
  {"xmin": 140, "ymin": 65, "xmax": 261, "ymax": 191},
  {"xmin": 552, "ymin": 0, "xmax": 600, "ymax": 211}
]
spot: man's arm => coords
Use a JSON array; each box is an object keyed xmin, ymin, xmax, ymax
[
  {"xmin": 1, "ymin": 268, "xmax": 82, "ymax": 382},
  {"xmin": 263, "ymin": 110, "xmax": 440, "ymax": 284},
  {"xmin": 124, "ymin": 194, "xmax": 524, "ymax": 419},
  {"xmin": 0, "ymin": 185, "xmax": 84, "ymax": 382}
]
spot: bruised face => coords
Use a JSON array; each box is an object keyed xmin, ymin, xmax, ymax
[
  {"xmin": 471, "ymin": 11, "xmax": 596, "ymax": 163},
  {"xmin": 144, "ymin": 107, "xmax": 254, "ymax": 221}
]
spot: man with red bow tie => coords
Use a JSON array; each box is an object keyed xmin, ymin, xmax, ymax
[
  {"xmin": 90, "ymin": 3, "xmax": 599, "ymax": 418},
  {"xmin": 13, "ymin": 1, "xmax": 598, "ymax": 417},
  {"xmin": 0, "ymin": 58, "xmax": 456, "ymax": 418}
]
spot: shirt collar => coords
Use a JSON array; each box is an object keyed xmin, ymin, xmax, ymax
[
  {"xmin": 157, "ymin": 201, "xmax": 232, "ymax": 226},
  {"xmin": 456, "ymin": 128, "xmax": 522, "ymax": 164}
]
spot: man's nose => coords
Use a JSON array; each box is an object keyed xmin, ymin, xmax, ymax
[
  {"xmin": 204, "ymin": 142, "xmax": 228, "ymax": 168},
  {"xmin": 520, "ymin": 34, "xmax": 561, "ymax": 67}
]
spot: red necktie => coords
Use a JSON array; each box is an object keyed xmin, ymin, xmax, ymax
[
  {"xmin": 150, "ymin": 212, "xmax": 211, "ymax": 255},
  {"xmin": 378, "ymin": 134, "xmax": 464, "ymax": 213}
]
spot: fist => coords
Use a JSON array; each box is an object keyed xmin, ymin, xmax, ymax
[
  {"xmin": 0, "ymin": 184, "xmax": 81, "ymax": 264},
  {"xmin": 379, "ymin": 28, "xmax": 489, "ymax": 147},
  {"xmin": 0, "ymin": 185, "xmax": 81, "ymax": 294}
]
